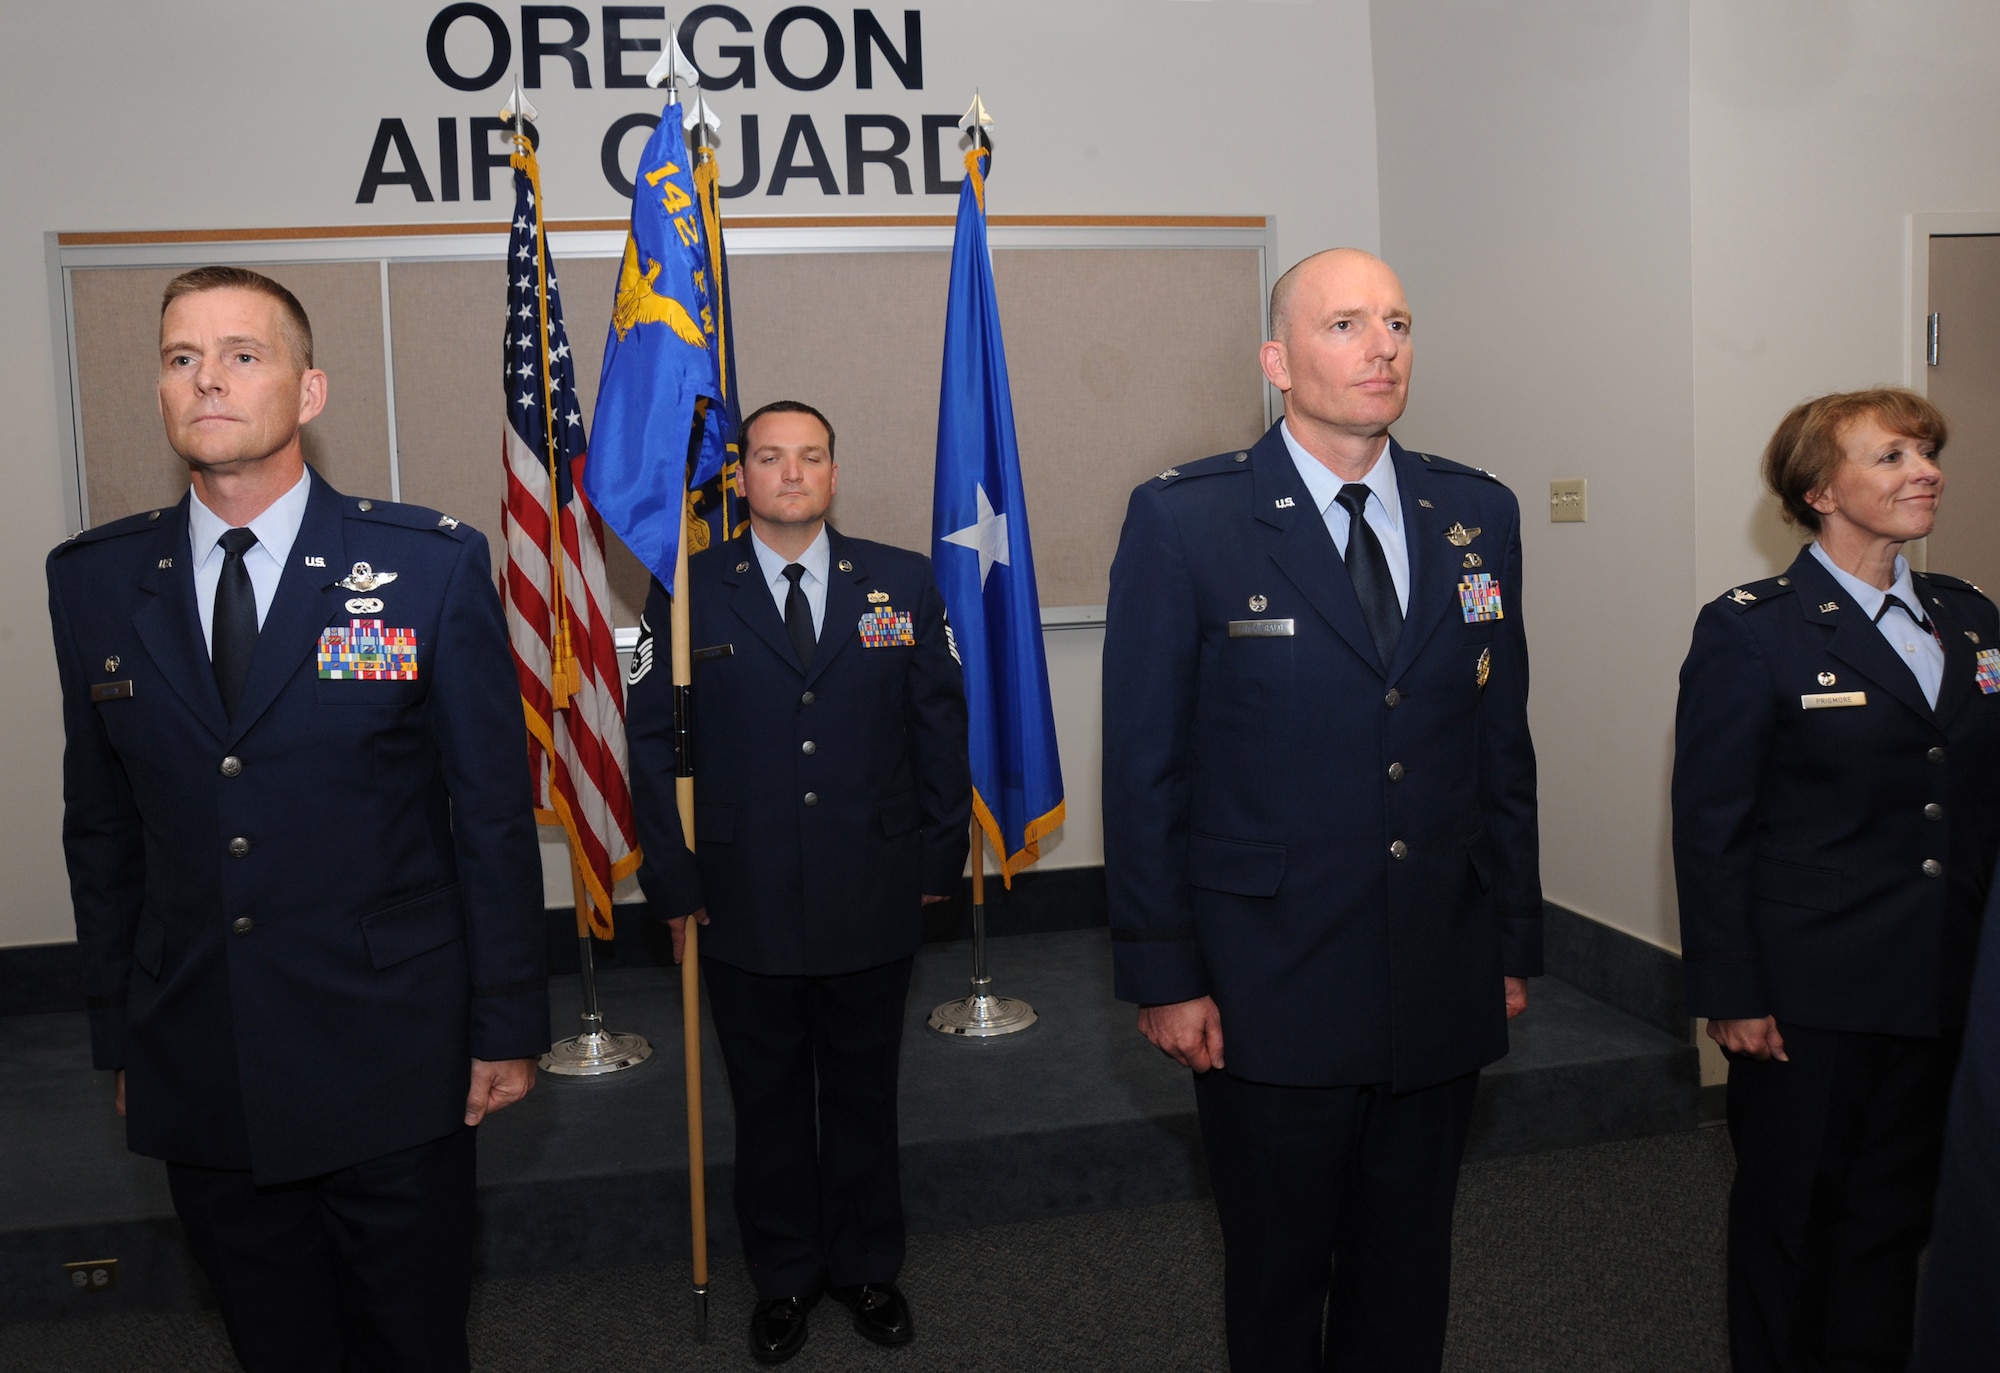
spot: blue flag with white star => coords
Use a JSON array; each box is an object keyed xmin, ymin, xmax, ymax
[
  {"xmin": 582, "ymin": 100, "xmax": 728, "ymax": 593},
  {"xmin": 931, "ymin": 143, "xmax": 1064, "ymax": 884}
]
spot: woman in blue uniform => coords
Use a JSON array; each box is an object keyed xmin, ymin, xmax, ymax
[{"xmin": 1673, "ymin": 387, "xmax": 2000, "ymax": 1373}]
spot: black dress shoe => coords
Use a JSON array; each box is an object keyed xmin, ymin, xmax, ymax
[
  {"xmin": 830, "ymin": 1282, "xmax": 914, "ymax": 1347},
  {"xmin": 750, "ymin": 1295, "xmax": 812, "ymax": 1364}
]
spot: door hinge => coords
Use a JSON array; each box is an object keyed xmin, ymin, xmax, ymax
[{"xmin": 1928, "ymin": 312, "xmax": 1941, "ymax": 367}]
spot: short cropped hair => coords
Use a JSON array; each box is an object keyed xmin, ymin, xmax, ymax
[
  {"xmin": 160, "ymin": 266, "xmax": 315, "ymax": 370},
  {"xmin": 740, "ymin": 399, "xmax": 836, "ymax": 460},
  {"xmin": 1762, "ymin": 387, "xmax": 1948, "ymax": 532}
]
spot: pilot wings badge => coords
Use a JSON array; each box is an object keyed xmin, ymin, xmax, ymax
[
  {"xmin": 1444, "ymin": 522, "xmax": 1482, "ymax": 547},
  {"xmin": 336, "ymin": 561, "xmax": 398, "ymax": 593}
]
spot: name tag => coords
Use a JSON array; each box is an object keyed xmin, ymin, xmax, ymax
[
  {"xmin": 1801, "ymin": 691, "xmax": 1867, "ymax": 710},
  {"xmin": 1228, "ymin": 618, "xmax": 1295, "ymax": 638},
  {"xmin": 692, "ymin": 643, "xmax": 734, "ymax": 663},
  {"xmin": 90, "ymin": 680, "xmax": 134, "ymax": 703}
]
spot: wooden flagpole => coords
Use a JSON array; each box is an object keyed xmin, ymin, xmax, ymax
[{"xmin": 673, "ymin": 412, "xmax": 710, "ymax": 1339}]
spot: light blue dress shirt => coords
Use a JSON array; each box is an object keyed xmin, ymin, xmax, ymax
[
  {"xmin": 751, "ymin": 524, "xmax": 830, "ymax": 638},
  {"xmin": 1280, "ymin": 422, "xmax": 1411, "ymax": 614},
  {"xmin": 1810, "ymin": 541, "xmax": 1944, "ymax": 709},
  {"xmin": 187, "ymin": 468, "xmax": 312, "ymax": 657}
]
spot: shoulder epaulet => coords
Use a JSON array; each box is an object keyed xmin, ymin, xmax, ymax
[
  {"xmin": 50, "ymin": 506, "xmax": 170, "ymax": 556},
  {"xmin": 347, "ymin": 497, "xmax": 471, "ymax": 541},
  {"xmin": 1417, "ymin": 453, "xmax": 1505, "ymax": 484},
  {"xmin": 1150, "ymin": 448, "xmax": 1254, "ymax": 488},
  {"xmin": 1915, "ymin": 570, "xmax": 1989, "ymax": 598},
  {"xmin": 1714, "ymin": 574, "xmax": 1796, "ymax": 613}
]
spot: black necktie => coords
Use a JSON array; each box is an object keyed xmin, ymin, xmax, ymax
[
  {"xmin": 212, "ymin": 526, "xmax": 260, "ymax": 715},
  {"xmin": 782, "ymin": 563, "xmax": 815, "ymax": 669},
  {"xmin": 1336, "ymin": 483, "xmax": 1401, "ymax": 668},
  {"xmin": 1877, "ymin": 593, "xmax": 1941, "ymax": 647}
]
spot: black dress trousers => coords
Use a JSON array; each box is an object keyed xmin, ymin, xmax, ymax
[
  {"xmin": 1195, "ymin": 1068, "xmax": 1479, "ymax": 1373},
  {"xmin": 701, "ymin": 953, "xmax": 915, "ymax": 1298},
  {"xmin": 1725, "ymin": 1022, "xmax": 1960, "ymax": 1373},
  {"xmin": 165, "ymin": 1125, "xmax": 478, "ymax": 1373}
]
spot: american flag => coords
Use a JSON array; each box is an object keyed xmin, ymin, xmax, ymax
[{"xmin": 499, "ymin": 132, "xmax": 639, "ymax": 940}]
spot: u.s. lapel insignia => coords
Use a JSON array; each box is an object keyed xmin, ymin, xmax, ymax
[
  {"xmin": 1248, "ymin": 594, "xmax": 1268, "ymax": 612},
  {"xmin": 1728, "ymin": 588, "xmax": 1757, "ymax": 605},
  {"xmin": 1463, "ymin": 552, "xmax": 1482, "ymax": 569},
  {"xmin": 337, "ymin": 561, "xmax": 398, "ymax": 593},
  {"xmin": 1274, "ymin": 496, "xmax": 1296, "ymax": 509},
  {"xmin": 156, "ymin": 558, "xmax": 173, "ymax": 570},
  {"xmin": 304, "ymin": 556, "xmax": 326, "ymax": 568},
  {"xmin": 838, "ymin": 559, "xmax": 854, "ymax": 573},
  {"xmin": 867, "ymin": 590, "xmax": 890, "ymax": 604},
  {"xmin": 104, "ymin": 655, "xmax": 121, "ymax": 673},
  {"xmin": 1818, "ymin": 601, "xmax": 1840, "ymax": 614},
  {"xmin": 1818, "ymin": 671, "xmax": 1836, "ymax": 686},
  {"xmin": 1417, "ymin": 499, "xmax": 1434, "ymax": 509},
  {"xmin": 1476, "ymin": 646, "xmax": 1491, "ymax": 688},
  {"xmin": 346, "ymin": 597, "xmax": 385, "ymax": 615},
  {"xmin": 1445, "ymin": 522, "xmax": 1481, "ymax": 547}
]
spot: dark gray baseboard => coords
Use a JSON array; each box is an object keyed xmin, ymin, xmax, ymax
[{"xmin": 1541, "ymin": 900, "xmax": 1689, "ymax": 1041}]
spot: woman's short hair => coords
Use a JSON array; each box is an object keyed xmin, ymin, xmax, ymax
[{"xmin": 1763, "ymin": 386, "xmax": 1948, "ymax": 532}]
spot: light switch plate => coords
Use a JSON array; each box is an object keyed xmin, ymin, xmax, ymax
[{"xmin": 1549, "ymin": 479, "xmax": 1586, "ymax": 522}]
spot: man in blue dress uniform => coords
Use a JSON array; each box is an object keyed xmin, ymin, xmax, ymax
[
  {"xmin": 1102, "ymin": 249, "xmax": 1543, "ymax": 1372},
  {"xmin": 46, "ymin": 267, "xmax": 547, "ymax": 1371},
  {"xmin": 627, "ymin": 401, "xmax": 970, "ymax": 1364}
]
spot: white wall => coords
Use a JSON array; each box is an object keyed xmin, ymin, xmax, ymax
[
  {"xmin": 1371, "ymin": 0, "xmax": 1698, "ymax": 950},
  {"xmin": 2, "ymin": 0, "xmax": 1379, "ymax": 946},
  {"xmin": 1689, "ymin": 0, "xmax": 2000, "ymax": 591}
]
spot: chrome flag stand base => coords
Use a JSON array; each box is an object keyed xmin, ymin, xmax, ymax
[
  {"xmin": 542, "ymin": 935, "xmax": 653, "ymax": 1076},
  {"xmin": 929, "ymin": 973, "xmax": 1037, "ymax": 1037}
]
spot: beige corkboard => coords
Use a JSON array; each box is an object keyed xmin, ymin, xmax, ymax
[
  {"xmin": 70, "ymin": 244, "xmax": 1265, "ymax": 616},
  {"xmin": 71, "ymin": 262, "xmax": 392, "ymax": 523}
]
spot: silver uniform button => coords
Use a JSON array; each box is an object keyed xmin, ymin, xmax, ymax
[
  {"xmin": 1389, "ymin": 840, "xmax": 1408, "ymax": 860},
  {"xmin": 1384, "ymin": 689, "xmax": 1402, "ymax": 708},
  {"xmin": 227, "ymin": 836, "xmax": 251, "ymax": 858},
  {"xmin": 220, "ymin": 756, "xmax": 243, "ymax": 778},
  {"xmin": 801, "ymin": 740, "xmax": 817, "ymax": 755},
  {"xmin": 804, "ymin": 792, "xmax": 819, "ymax": 806},
  {"xmin": 1922, "ymin": 859, "xmax": 1943, "ymax": 878},
  {"xmin": 801, "ymin": 692, "xmax": 815, "ymax": 706},
  {"xmin": 1924, "ymin": 803, "xmax": 1944, "ymax": 821},
  {"xmin": 1928, "ymin": 746, "xmax": 1946, "ymax": 764},
  {"xmin": 1387, "ymin": 762, "xmax": 1405, "ymax": 781},
  {"xmin": 357, "ymin": 499, "xmax": 373, "ymax": 511},
  {"xmin": 231, "ymin": 917, "xmax": 254, "ymax": 935}
]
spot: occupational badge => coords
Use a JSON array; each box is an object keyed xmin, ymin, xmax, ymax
[
  {"xmin": 317, "ymin": 620, "xmax": 419, "ymax": 680},
  {"xmin": 1444, "ymin": 522, "xmax": 1481, "ymax": 547},
  {"xmin": 868, "ymin": 590, "xmax": 891, "ymax": 604},
  {"xmin": 1248, "ymin": 594, "xmax": 1268, "ymax": 612},
  {"xmin": 1817, "ymin": 671, "xmax": 1836, "ymax": 687},
  {"xmin": 104, "ymin": 655, "xmax": 120, "ymax": 673},
  {"xmin": 346, "ymin": 597, "xmax": 385, "ymax": 615},
  {"xmin": 1977, "ymin": 648, "xmax": 2000, "ymax": 696},
  {"xmin": 838, "ymin": 560, "xmax": 854, "ymax": 573},
  {"xmin": 336, "ymin": 561, "xmax": 398, "ymax": 593},
  {"xmin": 1458, "ymin": 573, "xmax": 1504, "ymax": 623},
  {"xmin": 1463, "ymin": 553, "xmax": 1482, "ymax": 569},
  {"xmin": 1476, "ymin": 646, "xmax": 1491, "ymax": 688},
  {"xmin": 858, "ymin": 607, "xmax": 916, "ymax": 648}
]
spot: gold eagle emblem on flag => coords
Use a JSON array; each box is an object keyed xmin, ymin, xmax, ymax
[{"xmin": 612, "ymin": 236, "xmax": 706, "ymax": 346}]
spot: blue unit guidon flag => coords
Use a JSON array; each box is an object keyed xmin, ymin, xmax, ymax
[
  {"xmin": 498, "ymin": 127, "xmax": 640, "ymax": 940},
  {"xmin": 930, "ymin": 139, "xmax": 1065, "ymax": 885},
  {"xmin": 581, "ymin": 99, "xmax": 728, "ymax": 594}
]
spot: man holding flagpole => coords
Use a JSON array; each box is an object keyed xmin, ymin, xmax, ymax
[
  {"xmin": 627, "ymin": 400, "xmax": 970, "ymax": 1363},
  {"xmin": 1103, "ymin": 248, "xmax": 1543, "ymax": 1372}
]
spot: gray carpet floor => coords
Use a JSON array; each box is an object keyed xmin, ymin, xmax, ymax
[{"xmin": 0, "ymin": 1128, "xmax": 1734, "ymax": 1372}]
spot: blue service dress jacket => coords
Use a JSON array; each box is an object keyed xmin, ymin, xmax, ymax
[
  {"xmin": 46, "ymin": 471, "xmax": 548, "ymax": 1184},
  {"xmin": 627, "ymin": 529, "xmax": 972, "ymax": 977},
  {"xmin": 1103, "ymin": 426, "xmax": 1544, "ymax": 1092},
  {"xmin": 1672, "ymin": 546, "xmax": 2000, "ymax": 1034}
]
